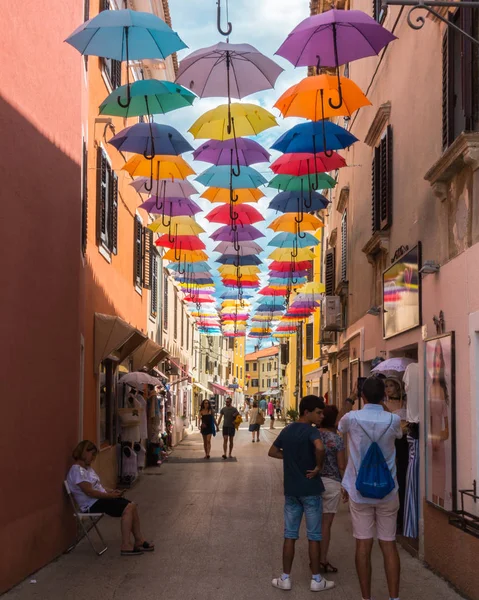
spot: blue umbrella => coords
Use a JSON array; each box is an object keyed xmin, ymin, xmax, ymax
[
  {"xmin": 176, "ymin": 278, "xmax": 214, "ymax": 285},
  {"xmin": 216, "ymin": 255, "xmax": 263, "ymax": 266},
  {"xmin": 268, "ymin": 232, "xmax": 320, "ymax": 248},
  {"xmin": 269, "ymin": 190, "xmax": 329, "ymax": 213},
  {"xmin": 269, "ymin": 277, "xmax": 307, "ymax": 285},
  {"xmin": 196, "ymin": 165, "xmax": 267, "ymax": 189},
  {"xmin": 109, "ymin": 123, "xmax": 193, "ymax": 158},
  {"xmin": 167, "ymin": 262, "xmax": 211, "ymax": 273},
  {"xmin": 271, "ymin": 120, "xmax": 358, "ymax": 154},
  {"xmin": 220, "ymin": 290, "xmax": 254, "ymax": 299},
  {"xmin": 256, "ymin": 302, "xmax": 285, "ymax": 310}
]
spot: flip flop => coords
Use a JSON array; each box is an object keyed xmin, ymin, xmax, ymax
[
  {"xmin": 135, "ymin": 541, "xmax": 155, "ymax": 552},
  {"xmin": 222, "ymin": 455, "xmax": 227, "ymax": 460},
  {"xmin": 121, "ymin": 548, "xmax": 143, "ymax": 556}
]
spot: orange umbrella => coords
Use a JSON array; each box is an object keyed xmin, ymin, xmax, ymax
[
  {"xmin": 201, "ymin": 187, "xmax": 264, "ymax": 204},
  {"xmin": 269, "ymin": 213, "xmax": 324, "ymax": 232},
  {"xmin": 163, "ymin": 249, "xmax": 208, "ymax": 262}
]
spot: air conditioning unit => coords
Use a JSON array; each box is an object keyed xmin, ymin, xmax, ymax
[{"xmin": 322, "ymin": 296, "xmax": 342, "ymax": 331}]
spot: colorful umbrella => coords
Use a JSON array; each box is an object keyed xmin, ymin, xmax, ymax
[
  {"xmin": 193, "ymin": 138, "xmax": 270, "ymax": 166},
  {"xmin": 272, "ymin": 120, "xmax": 358, "ymax": 154},
  {"xmin": 269, "ymin": 173, "xmax": 336, "ymax": 191},
  {"xmin": 216, "ymin": 255, "xmax": 262, "ymax": 266},
  {"xmin": 206, "ymin": 204, "xmax": 264, "ymax": 225},
  {"xmin": 210, "ymin": 225, "xmax": 264, "ymax": 242},
  {"xmin": 214, "ymin": 241, "xmax": 263, "ymax": 255},
  {"xmin": 123, "ymin": 155, "xmax": 194, "ymax": 180},
  {"xmin": 269, "ymin": 213, "xmax": 324, "ymax": 232},
  {"xmin": 196, "ymin": 165, "xmax": 267, "ymax": 189},
  {"xmin": 270, "ymin": 152, "xmax": 347, "ymax": 176},
  {"xmin": 268, "ymin": 247, "xmax": 316, "ymax": 261},
  {"xmin": 201, "ymin": 187, "xmax": 264, "ymax": 204},
  {"xmin": 109, "ymin": 123, "xmax": 193, "ymax": 157},
  {"xmin": 269, "ymin": 260, "xmax": 313, "ymax": 271},
  {"xmin": 218, "ymin": 265, "xmax": 261, "ymax": 275},
  {"xmin": 163, "ymin": 249, "xmax": 208, "ymax": 262},
  {"xmin": 154, "ymin": 236, "xmax": 205, "ymax": 251},
  {"xmin": 139, "ymin": 196, "xmax": 201, "ymax": 217},
  {"xmin": 130, "ymin": 178, "xmax": 197, "ymax": 197},
  {"xmin": 269, "ymin": 190, "xmax": 329, "ymax": 213},
  {"xmin": 189, "ymin": 103, "xmax": 277, "ymax": 140},
  {"xmin": 168, "ymin": 261, "xmax": 211, "ymax": 272},
  {"xmin": 269, "ymin": 232, "xmax": 320, "ymax": 248},
  {"xmin": 148, "ymin": 216, "xmax": 204, "ymax": 235}
]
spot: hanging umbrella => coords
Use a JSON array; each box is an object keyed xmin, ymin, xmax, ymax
[
  {"xmin": 299, "ymin": 282, "xmax": 326, "ymax": 294},
  {"xmin": 99, "ymin": 79, "xmax": 196, "ymax": 118},
  {"xmin": 371, "ymin": 358, "xmax": 416, "ymax": 375},
  {"xmin": 109, "ymin": 123, "xmax": 193, "ymax": 157},
  {"xmin": 259, "ymin": 287, "xmax": 288, "ymax": 296},
  {"xmin": 270, "ymin": 152, "xmax": 346, "ymax": 176},
  {"xmin": 175, "ymin": 271, "xmax": 212, "ymax": 279},
  {"xmin": 272, "ymin": 120, "xmax": 358, "ymax": 154},
  {"xmin": 206, "ymin": 204, "xmax": 264, "ymax": 225},
  {"xmin": 201, "ymin": 187, "xmax": 264, "ymax": 204},
  {"xmin": 210, "ymin": 225, "xmax": 264, "ymax": 242},
  {"xmin": 268, "ymin": 247, "xmax": 316, "ymax": 261},
  {"xmin": 130, "ymin": 178, "xmax": 197, "ymax": 197},
  {"xmin": 193, "ymin": 138, "xmax": 270, "ymax": 166},
  {"xmin": 269, "ymin": 260, "xmax": 313, "ymax": 271},
  {"xmin": 139, "ymin": 196, "xmax": 201, "ymax": 217},
  {"xmin": 123, "ymin": 155, "xmax": 194, "ymax": 180},
  {"xmin": 196, "ymin": 165, "xmax": 267, "ymax": 189},
  {"xmin": 154, "ymin": 236, "xmax": 205, "ymax": 251},
  {"xmin": 189, "ymin": 103, "xmax": 278, "ymax": 140},
  {"xmin": 167, "ymin": 261, "xmax": 211, "ymax": 272},
  {"xmin": 269, "ymin": 190, "xmax": 329, "ymax": 213},
  {"xmin": 218, "ymin": 265, "xmax": 261, "ymax": 275},
  {"xmin": 214, "ymin": 241, "xmax": 263, "ymax": 255},
  {"xmin": 220, "ymin": 290, "xmax": 254, "ymax": 299},
  {"xmin": 216, "ymin": 255, "xmax": 262, "ymax": 266},
  {"xmin": 268, "ymin": 173, "xmax": 336, "ymax": 192},
  {"xmin": 268, "ymin": 232, "xmax": 320, "ymax": 248},
  {"xmin": 269, "ymin": 214, "xmax": 324, "ymax": 232},
  {"xmin": 120, "ymin": 371, "xmax": 162, "ymax": 387},
  {"xmin": 269, "ymin": 269, "xmax": 310, "ymax": 278},
  {"xmin": 163, "ymin": 249, "xmax": 208, "ymax": 262},
  {"xmin": 148, "ymin": 216, "xmax": 204, "ymax": 235}
]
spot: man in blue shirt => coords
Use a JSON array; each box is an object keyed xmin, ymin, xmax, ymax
[
  {"xmin": 259, "ymin": 396, "xmax": 268, "ymax": 412},
  {"xmin": 268, "ymin": 395, "xmax": 335, "ymax": 592}
]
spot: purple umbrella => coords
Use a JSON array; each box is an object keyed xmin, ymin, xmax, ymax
[
  {"xmin": 109, "ymin": 122, "xmax": 193, "ymax": 158},
  {"xmin": 210, "ymin": 225, "xmax": 264, "ymax": 242},
  {"xmin": 130, "ymin": 178, "xmax": 197, "ymax": 197},
  {"xmin": 193, "ymin": 138, "xmax": 270, "ymax": 166},
  {"xmin": 269, "ymin": 270, "xmax": 310, "ymax": 278},
  {"xmin": 276, "ymin": 8, "xmax": 397, "ymax": 109},
  {"xmin": 214, "ymin": 241, "xmax": 263, "ymax": 255},
  {"xmin": 139, "ymin": 196, "xmax": 202, "ymax": 217}
]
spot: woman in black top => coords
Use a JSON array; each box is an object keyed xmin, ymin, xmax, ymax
[{"xmin": 198, "ymin": 399, "xmax": 215, "ymax": 459}]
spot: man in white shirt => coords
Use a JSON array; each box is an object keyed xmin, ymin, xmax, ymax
[{"xmin": 338, "ymin": 378, "xmax": 402, "ymax": 600}]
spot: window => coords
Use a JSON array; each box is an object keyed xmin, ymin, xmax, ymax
[
  {"xmin": 251, "ymin": 379, "xmax": 259, "ymax": 387},
  {"xmin": 150, "ymin": 252, "xmax": 158, "ymax": 317},
  {"xmin": 341, "ymin": 210, "xmax": 348, "ymax": 282},
  {"xmin": 442, "ymin": 7, "xmax": 479, "ymax": 150},
  {"xmin": 96, "ymin": 148, "xmax": 118, "ymax": 254},
  {"xmin": 306, "ymin": 264, "xmax": 314, "ymax": 282},
  {"xmin": 306, "ymin": 322, "xmax": 314, "ymax": 360},
  {"xmin": 186, "ymin": 318, "xmax": 190, "ymax": 351},
  {"xmin": 262, "ymin": 363, "xmax": 265, "ymax": 372},
  {"xmin": 236, "ymin": 366, "xmax": 239, "ymax": 378},
  {"xmin": 81, "ymin": 139, "xmax": 88, "ymax": 255},
  {"xmin": 267, "ymin": 378, "xmax": 271, "ymax": 387},
  {"xmin": 133, "ymin": 217, "xmax": 152, "ymax": 289},
  {"xmin": 174, "ymin": 294, "xmax": 178, "ymax": 339},
  {"xmin": 163, "ymin": 273, "xmax": 169, "ymax": 330},
  {"xmin": 267, "ymin": 362, "xmax": 272, "ymax": 372},
  {"xmin": 99, "ymin": 360, "xmax": 116, "ymax": 446},
  {"xmin": 253, "ymin": 362, "xmax": 258, "ymax": 371},
  {"xmin": 181, "ymin": 308, "xmax": 184, "ymax": 347},
  {"xmin": 240, "ymin": 367, "xmax": 243, "ymax": 379},
  {"xmin": 325, "ymin": 248, "xmax": 336, "ymax": 296},
  {"xmin": 372, "ymin": 0, "xmax": 386, "ymax": 23},
  {"xmin": 84, "ymin": 0, "xmax": 90, "ymax": 20},
  {"xmin": 371, "ymin": 125, "xmax": 393, "ymax": 233},
  {"xmin": 246, "ymin": 363, "xmax": 250, "ymax": 372},
  {"xmin": 281, "ymin": 343, "xmax": 289, "ymax": 365},
  {"xmin": 99, "ymin": 1, "xmax": 121, "ymax": 89},
  {"xmin": 274, "ymin": 361, "xmax": 277, "ymax": 370}
]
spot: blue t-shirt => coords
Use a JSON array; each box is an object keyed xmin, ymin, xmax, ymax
[{"xmin": 273, "ymin": 422, "xmax": 325, "ymax": 497}]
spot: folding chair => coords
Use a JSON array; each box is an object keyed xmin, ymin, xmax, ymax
[{"xmin": 64, "ymin": 480, "xmax": 108, "ymax": 556}]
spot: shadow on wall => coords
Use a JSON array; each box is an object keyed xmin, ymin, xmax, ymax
[{"xmin": 0, "ymin": 94, "xmax": 83, "ymax": 593}]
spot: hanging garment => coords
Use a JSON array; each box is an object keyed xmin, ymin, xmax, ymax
[
  {"xmin": 403, "ymin": 363, "xmax": 420, "ymax": 423},
  {"xmin": 403, "ymin": 434, "xmax": 420, "ymax": 538}
]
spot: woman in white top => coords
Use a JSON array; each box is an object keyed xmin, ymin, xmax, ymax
[
  {"xmin": 248, "ymin": 400, "xmax": 262, "ymax": 443},
  {"xmin": 66, "ymin": 440, "xmax": 154, "ymax": 556}
]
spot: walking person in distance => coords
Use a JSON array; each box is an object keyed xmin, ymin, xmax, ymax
[
  {"xmin": 268, "ymin": 395, "xmax": 335, "ymax": 592},
  {"xmin": 198, "ymin": 399, "xmax": 215, "ymax": 459},
  {"xmin": 268, "ymin": 397, "xmax": 276, "ymax": 429},
  {"xmin": 338, "ymin": 377, "xmax": 403, "ymax": 600},
  {"xmin": 217, "ymin": 396, "xmax": 240, "ymax": 459},
  {"xmin": 249, "ymin": 400, "xmax": 262, "ymax": 442}
]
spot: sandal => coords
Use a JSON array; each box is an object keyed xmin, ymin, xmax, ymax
[
  {"xmin": 222, "ymin": 455, "xmax": 227, "ymax": 460},
  {"xmin": 121, "ymin": 548, "xmax": 143, "ymax": 556},
  {"xmin": 135, "ymin": 541, "xmax": 155, "ymax": 552},
  {"xmin": 319, "ymin": 562, "xmax": 338, "ymax": 573}
]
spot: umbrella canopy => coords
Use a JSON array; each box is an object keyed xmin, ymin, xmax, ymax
[
  {"xmin": 167, "ymin": 261, "xmax": 210, "ymax": 272},
  {"xmin": 109, "ymin": 123, "xmax": 193, "ymax": 156},
  {"xmin": 154, "ymin": 235, "xmax": 205, "ymax": 251},
  {"xmin": 131, "ymin": 178, "xmax": 197, "ymax": 197},
  {"xmin": 218, "ymin": 265, "xmax": 261, "ymax": 275},
  {"xmin": 206, "ymin": 204, "xmax": 264, "ymax": 225},
  {"xmin": 189, "ymin": 103, "xmax": 278, "ymax": 140},
  {"xmin": 299, "ymin": 281, "xmax": 326, "ymax": 294},
  {"xmin": 268, "ymin": 173, "xmax": 336, "ymax": 191},
  {"xmin": 371, "ymin": 357, "xmax": 416, "ymax": 375},
  {"xmin": 163, "ymin": 249, "xmax": 208, "ymax": 262},
  {"xmin": 120, "ymin": 371, "xmax": 161, "ymax": 387},
  {"xmin": 268, "ymin": 247, "xmax": 316, "ymax": 261},
  {"xmin": 269, "ymin": 213, "xmax": 324, "ymax": 232},
  {"xmin": 193, "ymin": 138, "xmax": 270, "ymax": 166},
  {"xmin": 259, "ymin": 287, "xmax": 288, "ymax": 296},
  {"xmin": 139, "ymin": 196, "xmax": 201, "ymax": 216},
  {"xmin": 148, "ymin": 216, "xmax": 204, "ymax": 235},
  {"xmin": 65, "ymin": 9, "xmax": 186, "ymax": 61},
  {"xmin": 269, "ymin": 269, "xmax": 310, "ymax": 278},
  {"xmin": 275, "ymin": 9, "xmax": 397, "ymax": 68},
  {"xmin": 269, "ymin": 190, "xmax": 329, "ymax": 213},
  {"xmin": 210, "ymin": 225, "xmax": 264, "ymax": 242},
  {"xmin": 216, "ymin": 255, "xmax": 262, "ymax": 266},
  {"xmin": 99, "ymin": 79, "xmax": 196, "ymax": 118},
  {"xmin": 270, "ymin": 152, "xmax": 346, "ymax": 176},
  {"xmin": 176, "ymin": 41, "xmax": 283, "ymax": 98},
  {"xmin": 201, "ymin": 187, "xmax": 264, "ymax": 204},
  {"xmin": 274, "ymin": 74, "xmax": 371, "ymax": 121},
  {"xmin": 272, "ymin": 120, "xmax": 358, "ymax": 154},
  {"xmin": 196, "ymin": 165, "xmax": 267, "ymax": 189},
  {"xmin": 214, "ymin": 241, "xmax": 263, "ymax": 255},
  {"xmin": 123, "ymin": 155, "xmax": 194, "ymax": 179},
  {"xmin": 269, "ymin": 260, "xmax": 313, "ymax": 271},
  {"xmin": 268, "ymin": 232, "xmax": 320, "ymax": 248}
]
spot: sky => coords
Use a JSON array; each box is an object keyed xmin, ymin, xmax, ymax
[{"xmin": 162, "ymin": 0, "xmax": 311, "ymax": 348}]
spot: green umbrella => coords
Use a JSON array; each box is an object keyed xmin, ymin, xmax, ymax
[
  {"xmin": 99, "ymin": 79, "xmax": 196, "ymax": 118},
  {"xmin": 268, "ymin": 172, "xmax": 336, "ymax": 191}
]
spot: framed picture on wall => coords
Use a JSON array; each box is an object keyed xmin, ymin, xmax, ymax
[
  {"xmin": 383, "ymin": 244, "xmax": 421, "ymax": 339},
  {"xmin": 425, "ymin": 332, "xmax": 456, "ymax": 512}
]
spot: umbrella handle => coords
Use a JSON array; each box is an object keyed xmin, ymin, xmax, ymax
[
  {"xmin": 217, "ymin": 0, "xmax": 232, "ymax": 36},
  {"xmin": 143, "ymin": 117, "xmax": 156, "ymax": 160},
  {"xmin": 295, "ymin": 193, "xmax": 304, "ymax": 224},
  {"xmin": 168, "ymin": 224, "xmax": 177, "ymax": 245},
  {"xmin": 174, "ymin": 240, "xmax": 182, "ymax": 262},
  {"xmin": 117, "ymin": 28, "xmax": 132, "ymax": 109},
  {"xmin": 163, "ymin": 207, "xmax": 172, "ymax": 230},
  {"xmin": 233, "ymin": 233, "xmax": 241, "ymax": 252},
  {"xmin": 230, "ymin": 144, "xmax": 241, "ymax": 177},
  {"xmin": 328, "ymin": 24, "xmax": 344, "ymax": 110},
  {"xmin": 297, "ymin": 221, "xmax": 306, "ymax": 240},
  {"xmin": 155, "ymin": 198, "xmax": 163, "ymax": 211}
]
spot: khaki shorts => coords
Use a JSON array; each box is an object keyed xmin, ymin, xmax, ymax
[
  {"xmin": 322, "ymin": 477, "xmax": 341, "ymax": 514},
  {"xmin": 349, "ymin": 494, "xmax": 399, "ymax": 541}
]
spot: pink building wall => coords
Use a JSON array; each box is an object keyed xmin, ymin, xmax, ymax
[{"xmin": 0, "ymin": 1, "xmax": 84, "ymax": 592}]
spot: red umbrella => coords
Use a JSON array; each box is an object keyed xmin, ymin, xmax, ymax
[
  {"xmin": 222, "ymin": 279, "xmax": 259, "ymax": 288},
  {"xmin": 259, "ymin": 287, "xmax": 288, "ymax": 296},
  {"xmin": 155, "ymin": 235, "xmax": 206, "ymax": 250},
  {"xmin": 205, "ymin": 203, "xmax": 265, "ymax": 225},
  {"xmin": 269, "ymin": 260, "xmax": 313, "ymax": 272},
  {"xmin": 270, "ymin": 152, "xmax": 346, "ymax": 175}
]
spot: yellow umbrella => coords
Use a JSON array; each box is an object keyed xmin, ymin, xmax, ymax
[
  {"xmin": 123, "ymin": 154, "xmax": 195, "ymax": 179},
  {"xmin": 189, "ymin": 103, "xmax": 278, "ymax": 140},
  {"xmin": 268, "ymin": 248, "xmax": 316, "ymax": 261},
  {"xmin": 268, "ymin": 213, "xmax": 324, "ymax": 233},
  {"xmin": 218, "ymin": 265, "xmax": 261, "ymax": 276},
  {"xmin": 163, "ymin": 249, "xmax": 208, "ymax": 262},
  {"xmin": 201, "ymin": 187, "xmax": 265, "ymax": 204},
  {"xmin": 298, "ymin": 281, "xmax": 326, "ymax": 294},
  {"xmin": 148, "ymin": 216, "xmax": 204, "ymax": 235}
]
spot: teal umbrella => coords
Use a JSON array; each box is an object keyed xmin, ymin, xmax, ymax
[
  {"xmin": 268, "ymin": 232, "xmax": 320, "ymax": 248},
  {"xmin": 99, "ymin": 80, "xmax": 196, "ymax": 118},
  {"xmin": 268, "ymin": 172, "xmax": 336, "ymax": 191},
  {"xmin": 196, "ymin": 165, "xmax": 266, "ymax": 189}
]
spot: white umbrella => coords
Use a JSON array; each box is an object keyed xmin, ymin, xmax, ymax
[
  {"xmin": 371, "ymin": 358, "xmax": 416, "ymax": 375},
  {"xmin": 120, "ymin": 372, "xmax": 161, "ymax": 387}
]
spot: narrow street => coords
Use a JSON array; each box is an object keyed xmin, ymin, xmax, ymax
[{"xmin": 6, "ymin": 427, "xmax": 461, "ymax": 600}]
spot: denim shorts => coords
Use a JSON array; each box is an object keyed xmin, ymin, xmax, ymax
[{"xmin": 284, "ymin": 495, "xmax": 323, "ymax": 541}]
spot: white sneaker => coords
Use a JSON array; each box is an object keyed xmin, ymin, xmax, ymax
[
  {"xmin": 310, "ymin": 577, "xmax": 335, "ymax": 592},
  {"xmin": 272, "ymin": 577, "xmax": 292, "ymax": 590}
]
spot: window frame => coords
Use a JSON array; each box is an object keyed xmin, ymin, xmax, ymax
[{"xmin": 96, "ymin": 147, "xmax": 118, "ymax": 255}]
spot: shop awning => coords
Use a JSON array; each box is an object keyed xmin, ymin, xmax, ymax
[
  {"xmin": 131, "ymin": 339, "xmax": 168, "ymax": 371},
  {"xmin": 94, "ymin": 313, "xmax": 146, "ymax": 372},
  {"xmin": 209, "ymin": 382, "xmax": 230, "ymax": 396},
  {"xmin": 193, "ymin": 382, "xmax": 210, "ymax": 394}
]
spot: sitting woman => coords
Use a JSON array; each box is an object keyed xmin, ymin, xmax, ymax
[{"xmin": 67, "ymin": 440, "xmax": 154, "ymax": 556}]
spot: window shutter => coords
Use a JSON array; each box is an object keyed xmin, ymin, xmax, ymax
[
  {"xmin": 96, "ymin": 148, "xmax": 108, "ymax": 245},
  {"xmin": 341, "ymin": 211, "xmax": 347, "ymax": 282},
  {"xmin": 84, "ymin": 0, "xmax": 90, "ymax": 20},
  {"xmin": 150, "ymin": 252, "xmax": 158, "ymax": 316},
  {"xmin": 325, "ymin": 248, "xmax": 336, "ymax": 296},
  {"xmin": 142, "ymin": 228, "xmax": 153, "ymax": 289},
  {"xmin": 112, "ymin": 60, "xmax": 122, "ymax": 90},
  {"xmin": 371, "ymin": 146, "xmax": 380, "ymax": 233},
  {"xmin": 133, "ymin": 217, "xmax": 143, "ymax": 287},
  {"xmin": 100, "ymin": 0, "xmax": 110, "ymax": 11},
  {"xmin": 461, "ymin": 6, "xmax": 475, "ymax": 132},
  {"xmin": 163, "ymin": 273, "xmax": 169, "ymax": 329},
  {"xmin": 379, "ymin": 126, "xmax": 392, "ymax": 231},
  {"xmin": 81, "ymin": 140, "xmax": 88, "ymax": 255},
  {"xmin": 109, "ymin": 172, "xmax": 118, "ymax": 254},
  {"xmin": 442, "ymin": 29, "xmax": 452, "ymax": 150},
  {"xmin": 305, "ymin": 322, "xmax": 314, "ymax": 360}
]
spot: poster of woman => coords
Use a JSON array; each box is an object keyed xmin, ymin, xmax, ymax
[{"xmin": 425, "ymin": 332, "xmax": 456, "ymax": 511}]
